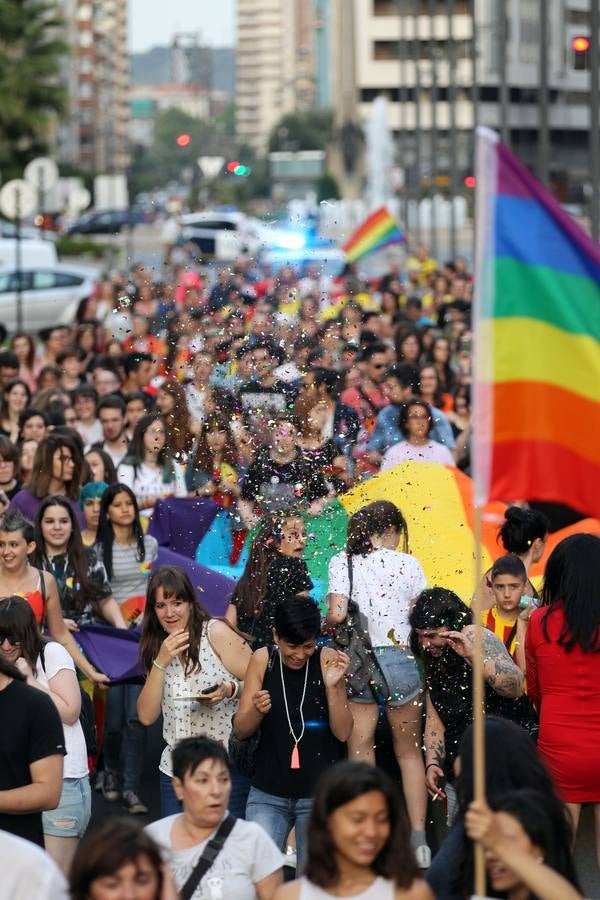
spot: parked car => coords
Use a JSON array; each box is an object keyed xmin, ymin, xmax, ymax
[
  {"xmin": 66, "ymin": 208, "xmax": 143, "ymax": 235},
  {"xmin": 0, "ymin": 263, "xmax": 98, "ymax": 333}
]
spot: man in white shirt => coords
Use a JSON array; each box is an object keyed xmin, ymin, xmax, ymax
[{"xmin": 73, "ymin": 385, "xmax": 102, "ymax": 451}]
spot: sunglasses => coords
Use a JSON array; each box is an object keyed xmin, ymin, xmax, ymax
[{"xmin": 0, "ymin": 633, "xmax": 20, "ymax": 646}]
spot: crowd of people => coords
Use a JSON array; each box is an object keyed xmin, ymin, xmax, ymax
[{"xmin": 0, "ymin": 247, "xmax": 597, "ymax": 900}]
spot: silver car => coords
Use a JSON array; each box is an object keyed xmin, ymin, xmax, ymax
[{"xmin": 0, "ymin": 263, "xmax": 99, "ymax": 333}]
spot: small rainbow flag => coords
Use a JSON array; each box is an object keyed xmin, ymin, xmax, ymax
[
  {"xmin": 343, "ymin": 206, "xmax": 406, "ymax": 263},
  {"xmin": 473, "ymin": 127, "xmax": 600, "ymax": 516}
]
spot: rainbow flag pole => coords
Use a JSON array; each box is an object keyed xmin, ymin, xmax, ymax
[
  {"xmin": 342, "ymin": 206, "xmax": 406, "ymax": 263},
  {"xmin": 473, "ymin": 125, "xmax": 600, "ymax": 518}
]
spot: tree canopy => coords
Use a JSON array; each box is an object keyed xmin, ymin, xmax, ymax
[{"xmin": 0, "ymin": 0, "xmax": 68, "ymax": 179}]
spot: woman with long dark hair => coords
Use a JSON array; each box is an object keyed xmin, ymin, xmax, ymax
[
  {"xmin": 94, "ymin": 483, "xmax": 158, "ymax": 813},
  {"xmin": 30, "ymin": 495, "xmax": 124, "ymax": 629},
  {"xmin": 0, "ymin": 510, "xmax": 108, "ymax": 685},
  {"xmin": 11, "ymin": 432, "xmax": 86, "ymax": 527},
  {"xmin": 326, "ymin": 500, "xmax": 430, "ymax": 867},
  {"xmin": 0, "ymin": 379, "xmax": 31, "ymax": 442},
  {"xmin": 465, "ymin": 791, "xmax": 582, "ymax": 900},
  {"xmin": 137, "ymin": 565, "xmax": 251, "ymax": 818},
  {"xmin": 426, "ymin": 336, "xmax": 457, "ymax": 395},
  {"xmin": 228, "ymin": 511, "xmax": 312, "ymax": 647},
  {"xmin": 0, "ymin": 596, "xmax": 90, "ymax": 874},
  {"xmin": 525, "ymin": 533, "xmax": 600, "ymax": 866},
  {"xmin": 84, "ymin": 447, "xmax": 118, "ymax": 485},
  {"xmin": 118, "ymin": 413, "xmax": 186, "ymax": 511},
  {"xmin": 426, "ymin": 716, "xmax": 571, "ymax": 898},
  {"xmin": 155, "ymin": 378, "xmax": 196, "ymax": 459},
  {"xmin": 408, "ymin": 589, "xmax": 524, "ymax": 822},
  {"xmin": 10, "ymin": 333, "xmax": 38, "ymax": 391},
  {"xmin": 274, "ymin": 761, "xmax": 432, "ymax": 900}
]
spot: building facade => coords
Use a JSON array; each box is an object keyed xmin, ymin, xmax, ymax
[
  {"xmin": 236, "ymin": 0, "xmax": 316, "ymax": 154},
  {"xmin": 59, "ymin": 0, "xmax": 130, "ymax": 174},
  {"xmin": 347, "ymin": 0, "xmax": 595, "ymax": 198}
]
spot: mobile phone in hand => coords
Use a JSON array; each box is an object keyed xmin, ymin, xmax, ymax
[{"xmin": 201, "ymin": 683, "xmax": 219, "ymax": 695}]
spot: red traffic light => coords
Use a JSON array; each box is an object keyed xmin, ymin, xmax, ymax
[
  {"xmin": 176, "ymin": 133, "xmax": 191, "ymax": 148},
  {"xmin": 464, "ymin": 175, "xmax": 476, "ymax": 189},
  {"xmin": 226, "ymin": 160, "xmax": 241, "ymax": 173},
  {"xmin": 572, "ymin": 35, "xmax": 590, "ymax": 53}
]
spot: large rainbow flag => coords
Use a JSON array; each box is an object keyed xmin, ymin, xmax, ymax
[
  {"xmin": 473, "ymin": 127, "xmax": 600, "ymax": 516},
  {"xmin": 343, "ymin": 206, "xmax": 406, "ymax": 263}
]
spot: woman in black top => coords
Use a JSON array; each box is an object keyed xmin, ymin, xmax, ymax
[
  {"xmin": 227, "ymin": 512, "xmax": 313, "ymax": 648},
  {"xmin": 234, "ymin": 596, "xmax": 352, "ymax": 871}
]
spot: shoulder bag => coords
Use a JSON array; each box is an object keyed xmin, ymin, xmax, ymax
[
  {"xmin": 227, "ymin": 645, "xmax": 277, "ymax": 777},
  {"xmin": 179, "ymin": 815, "xmax": 237, "ymax": 900},
  {"xmin": 331, "ymin": 556, "xmax": 389, "ymax": 699}
]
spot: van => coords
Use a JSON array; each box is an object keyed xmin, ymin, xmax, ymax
[{"xmin": 0, "ymin": 238, "xmax": 57, "ymax": 269}]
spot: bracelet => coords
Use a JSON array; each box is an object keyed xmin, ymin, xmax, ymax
[
  {"xmin": 152, "ymin": 659, "xmax": 167, "ymax": 672},
  {"xmin": 426, "ymin": 762, "xmax": 443, "ymax": 772},
  {"xmin": 230, "ymin": 679, "xmax": 241, "ymax": 699}
]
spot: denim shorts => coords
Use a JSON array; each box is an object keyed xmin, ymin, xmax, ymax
[
  {"xmin": 350, "ymin": 645, "xmax": 422, "ymax": 708},
  {"xmin": 42, "ymin": 776, "xmax": 91, "ymax": 838}
]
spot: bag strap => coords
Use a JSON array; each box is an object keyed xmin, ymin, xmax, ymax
[
  {"xmin": 38, "ymin": 567, "xmax": 47, "ymax": 624},
  {"xmin": 504, "ymin": 622, "xmax": 518, "ymax": 654},
  {"xmin": 347, "ymin": 554, "xmax": 353, "ymax": 600},
  {"xmin": 356, "ymin": 385, "xmax": 383, "ymax": 415},
  {"xmin": 179, "ymin": 815, "xmax": 237, "ymax": 900}
]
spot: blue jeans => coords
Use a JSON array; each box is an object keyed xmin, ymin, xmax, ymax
[
  {"xmin": 104, "ymin": 684, "xmax": 146, "ymax": 793},
  {"xmin": 159, "ymin": 766, "xmax": 251, "ymax": 819},
  {"xmin": 246, "ymin": 786, "xmax": 312, "ymax": 872}
]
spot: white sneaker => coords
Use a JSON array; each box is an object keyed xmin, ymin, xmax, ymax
[
  {"xmin": 284, "ymin": 846, "xmax": 297, "ymax": 869},
  {"xmin": 414, "ymin": 844, "xmax": 431, "ymax": 869}
]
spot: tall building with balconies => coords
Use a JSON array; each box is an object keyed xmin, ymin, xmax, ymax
[
  {"xmin": 59, "ymin": 0, "xmax": 130, "ymax": 174},
  {"xmin": 350, "ymin": 0, "xmax": 595, "ymax": 199},
  {"xmin": 236, "ymin": 0, "xmax": 316, "ymax": 154}
]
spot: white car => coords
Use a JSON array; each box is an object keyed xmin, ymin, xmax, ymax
[{"xmin": 0, "ymin": 263, "xmax": 99, "ymax": 333}]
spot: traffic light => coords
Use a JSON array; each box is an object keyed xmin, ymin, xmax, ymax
[
  {"xmin": 572, "ymin": 35, "xmax": 590, "ymax": 71},
  {"xmin": 226, "ymin": 160, "xmax": 251, "ymax": 177},
  {"xmin": 176, "ymin": 133, "xmax": 192, "ymax": 148},
  {"xmin": 464, "ymin": 175, "xmax": 476, "ymax": 189}
]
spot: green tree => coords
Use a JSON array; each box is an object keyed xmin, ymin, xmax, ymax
[
  {"xmin": 0, "ymin": 0, "xmax": 68, "ymax": 179},
  {"xmin": 268, "ymin": 109, "xmax": 334, "ymax": 152}
]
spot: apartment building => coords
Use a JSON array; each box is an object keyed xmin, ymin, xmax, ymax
[
  {"xmin": 59, "ymin": 0, "xmax": 130, "ymax": 174},
  {"xmin": 351, "ymin": 0, "xmax": 595, "ymax": 194},
  {"xmin": 236, "ymin": 0, "xmax": 316, "ymax": 154}
]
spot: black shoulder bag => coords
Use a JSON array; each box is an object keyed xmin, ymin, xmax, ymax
[
  {"xmin": 331, "ymin": 556, "xmax": 389, "ymax": 699},
  {"xmin": 180, "ymin": 816, "xmax": 237, "ymax": 900}
]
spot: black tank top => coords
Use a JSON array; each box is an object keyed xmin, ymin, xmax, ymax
[{"xmin": 253, "ymin": 647, "xmax": 345, "ymax": 798}]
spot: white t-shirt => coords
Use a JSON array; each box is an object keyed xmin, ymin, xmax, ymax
[
  {"xmin": 118, "ymin": 461, "xmax": 187, "ymax": 507},
  {"xmin": 146, "ymin": 815, "xmax": 283, "ymax": 900},
  {"xmin": 328, "ymin": 548, "xmax": 426, "ymax": 646},
  {"xmin": 76, "ymin": 418, "xmax": 103, "ymax": 451},
  {"xmin": 0, "ymin": 829, "xmax": 69, "ymax": 900},
  {"xmin": 380, "ymin": 440, "xmax": 455, "ymax": 470},
  {"xmin": 35, "ymin": 642, "xmax": 88, "ymax": 778}
]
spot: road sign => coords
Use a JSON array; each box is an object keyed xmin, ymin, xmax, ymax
[
  {"xmin": 0, "ymin": 179, "xmax": 35, "ymax": 219},
  {"xmin": 68, "ymin": 187, "xmax": 92, "ymax": 213},
  {"xmin": 198, "ymin": 156, "xmax": 225, "ymax": 179},
  {"xmin": 24, "ymin": 157, "xmax": 60, "ymax": 190}
]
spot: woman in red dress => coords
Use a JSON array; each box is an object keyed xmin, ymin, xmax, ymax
[{"xmin": 525, "ymin": 533, "xmax": 600, "ymax": 866}]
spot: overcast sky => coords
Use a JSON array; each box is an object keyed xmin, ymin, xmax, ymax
[{"xmin": 129, "ymin": 0, "xmax": 235, "ymax": 52}]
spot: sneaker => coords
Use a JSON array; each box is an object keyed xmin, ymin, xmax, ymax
[
  {"xmin": 123, "ymin": 790, "xmax": 148, "ymax": 815},
  {"xmin": 414, "ymin": 844, "xmax": 431, "ymax": 869},
  {"xmin": 102, "ymin": 770, "xmax": 121, "ymax": 802},
  {"xmin": 93, "ymin": 770, "xmax": 104, "ymax": 793}
]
